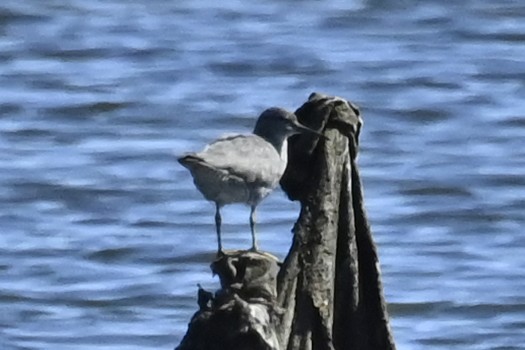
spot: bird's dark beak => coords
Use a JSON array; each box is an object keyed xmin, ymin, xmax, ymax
[{"xmin": 291, "ymin": 120, "xmax": 326, "ymax": 139}]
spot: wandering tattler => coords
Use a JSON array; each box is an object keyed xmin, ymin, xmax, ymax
[{"xmin": 178, "ymin": 107, "xmax": 322, "ymax": 255}]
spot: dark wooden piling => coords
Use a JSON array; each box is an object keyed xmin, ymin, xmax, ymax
[
  {"xmin": 175, "ymin": 93, "xmax": 396, "ymax": 350},
  {"xmin": 176, "ymin": 250, "xmax": 281, "ymax": 350}
]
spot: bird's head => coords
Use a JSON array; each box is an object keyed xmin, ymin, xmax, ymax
[{"xmin": 253, "ymin": 107, "xmax": 323, "ymax": 140}]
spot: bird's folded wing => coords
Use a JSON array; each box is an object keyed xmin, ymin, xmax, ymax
[{"xmin": 197, "ymin": 135, "xmax": 283, "ymax": 185}]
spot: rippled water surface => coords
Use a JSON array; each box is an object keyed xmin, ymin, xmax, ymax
[{"xmin": 1, "ymin": 1, "xmax": 525, "ymax": 349}]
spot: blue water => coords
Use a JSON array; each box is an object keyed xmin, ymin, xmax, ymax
[{"xmin": 1, "ymin": 1, "xmax": 524, "ymax": 349}]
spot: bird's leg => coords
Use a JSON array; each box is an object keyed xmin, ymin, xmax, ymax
[
  {"xmin": 215, "ymin": 203, "xmax": 224, "ymax": 256},
  {"xmin": 249, "ymin": 205, "xmax": 258, "ymax": 251}
]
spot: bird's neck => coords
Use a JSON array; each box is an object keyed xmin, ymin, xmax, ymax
[
  {"xmin": 279, "ymin": 139, "xmax": 288, "ymax": 163},
  {"xmin": 259, "ymin": 134, "xmax": 289, "ymax": 161}
]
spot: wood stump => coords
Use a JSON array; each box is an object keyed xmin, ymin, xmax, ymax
[{"xmin": 175, "ymin": 93, "xmax": 396, "ymax": 350}]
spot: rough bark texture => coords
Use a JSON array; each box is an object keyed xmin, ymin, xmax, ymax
[
  {"xmin": 176, "ymin": 251, "xmax": 281, "ymax": 350},
  {"xmin": 175, "ymin": 93, "xmax": 396, "ymax": 350},
  {"xmin": 278, "ymin": 93, "xmax": 395, "ymax": 350}
]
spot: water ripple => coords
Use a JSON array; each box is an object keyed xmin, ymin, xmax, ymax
[{"xmin": 1, "ymin": 0, "xmax": 525, "ymax": 349}]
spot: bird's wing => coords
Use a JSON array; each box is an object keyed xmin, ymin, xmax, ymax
[{"xmin": 195, "ymin": 134, "xmax": 284, "ymax": 185}]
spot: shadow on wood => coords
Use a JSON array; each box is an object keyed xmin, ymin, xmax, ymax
[{"xmin": 175, "ymin": 93, "xmax": 396, "ymax": 350}]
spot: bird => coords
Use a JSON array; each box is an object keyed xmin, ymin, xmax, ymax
[{"xmin": 178, "ymin": 107, "xmax": 322, "ymax": 256}]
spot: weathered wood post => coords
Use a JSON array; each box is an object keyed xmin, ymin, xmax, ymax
[
  {"xmin": 278, "ymin": 93, "xmax": 395, "ymax": 350},
  {"xmin": 175, "ymin": 93, "xmax": 396, "ymax": 350}
]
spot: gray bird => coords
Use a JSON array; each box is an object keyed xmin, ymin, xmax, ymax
[{"xmin": 178, "ymin": 107, "xmax": 322, "ymax": 256}]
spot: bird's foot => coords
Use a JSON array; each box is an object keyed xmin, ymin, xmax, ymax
[{"xmin": 248, "ymin": 245, "xmax": 259, "ymax": 253}]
